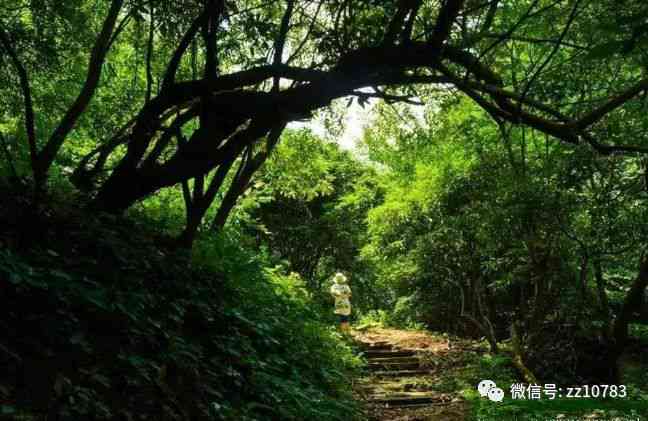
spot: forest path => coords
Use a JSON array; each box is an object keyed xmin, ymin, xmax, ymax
[{"xmin": 352, "ymin": 328, "xmax": 474, "ymax": 421}]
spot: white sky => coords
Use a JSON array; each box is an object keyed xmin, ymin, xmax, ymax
[
  {"xmin": 288, "ymin": 92, "xmax": 429, "ymax": 153},
  {"xmin": 337, "ymin": 100, "xmax": 376, "ymax": 150},
  {"xmin": 288, "ymin": 97, "xmax": 378, "ymax": 152}
]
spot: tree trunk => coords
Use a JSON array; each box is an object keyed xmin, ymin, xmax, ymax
[
  {"xmin": 606, "ymin": 254, "xmax": 648, "ymax": 382},
  {"xmin": 93, "ymin": 116, "xmax": 271, "ymax": 212},
  {"xmin": 0, "ymin": 29, "xmax": 37, "ymax": 182},
  {"xmin": 211, "ymin": 174, "xmax": 248, "ymax": 230},
  {"xmin": 176, "ymin": 161, "xmax": 234, "ymax": 248},
  {"xmin": 461, "ymin": 314, "xmax": 499, "ymax": 353},
  {"xmin": 484, "ymin": 284, "xmax": 497, "ymax": 327},
  {"xmin": 475, "ymin": 277, "xmax": 499, "ymax": 353},
  {"xmin": 459, "ymin": 273, "xmax": 499, "ymax": 353},
  {"xmin": 593, "ymin": 259, "xmax": 613, "ymax": 339},
  {"xmin": 177, "ymin": 203, "xmax": 207, "ymax": 248},
  {"xmin": 212, "ymin": 123, "xmax": 286, "ymax": 229},
  {"xmin": 579, "ymin": 251, "xmax": 589, "ymax": 301},
  {"xmin": 510, "ymin": 322, "xmax": 539, "ymax": 384},
  {"xmin": 70, "ymin": 122, "xmax": 133, "ymax": 191},
  {"xmin": 34, "ymin": 0, "xmax": 125, "ymax": 189}
]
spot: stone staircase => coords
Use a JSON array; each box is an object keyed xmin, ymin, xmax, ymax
[{"xmin": 357, "ymin": 340, "xmax": 442, "ymax": 409}]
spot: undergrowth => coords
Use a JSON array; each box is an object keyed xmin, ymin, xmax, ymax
[
  {"xmin": 459, "ymin": 350, "xmax": 648, "ymax": 420},
  {"xmin": 0, "ymin": 184, "xmax": 362, "ymax": 420}
]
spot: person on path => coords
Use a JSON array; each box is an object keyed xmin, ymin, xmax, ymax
[{"xmin": 330, "ymin": 272, "xmax": 352, "ymax": 333}]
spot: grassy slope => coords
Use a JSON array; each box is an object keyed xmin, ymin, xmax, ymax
[{"xmin": 0, "ymin": 184, "xmax": 362, "ymax": 420}]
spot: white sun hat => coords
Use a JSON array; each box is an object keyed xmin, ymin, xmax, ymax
[{"xmin": 333, "ymin": 272, "xmax": 348, "ymax": 283}]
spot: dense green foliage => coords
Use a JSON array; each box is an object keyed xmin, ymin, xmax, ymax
[
  {"xmin": 0, "ymin": 184, "xmax": 362, "ymax": 420},
  {"xmin": 357, "ymin": 97, "xmax": 648, "ymax": 417},
  {"xmin": 361, "ymin": 95, "xmax": 648, "ymax": 375}
]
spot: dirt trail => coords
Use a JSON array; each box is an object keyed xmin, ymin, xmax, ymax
[{"xmin": 352, "ymin": 328, "xmax": 474, "ymax": 421}]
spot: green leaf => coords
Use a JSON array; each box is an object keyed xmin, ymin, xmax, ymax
[{"xmin": 586, "ymin": 41, "xmax": 625, "ymax": 59}]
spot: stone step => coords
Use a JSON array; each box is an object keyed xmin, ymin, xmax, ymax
[
  {"xmin": 367, "ymin": 392, "xmax": 441, "ymax": 407},
  {"xmin": 366, "ymin": 356, "xmax": 419, "ymax": 364},
  {"xmin": 360, "ymin": 341, "xmax": 392, "ymax": 351},
  {"xmin": 368, "ymin": 361, "xmax": 420, "ymax": 371},
  {"xmin": 370, "ymin": 369, "xmax": 429, "ymax": 377},
  {"xmin": 372, "ymin": 401, "xmax": 439, "ymax": 409},
  {"xmin": 363, "ymin": 349, "xmax": 415, "ymax": 358}
]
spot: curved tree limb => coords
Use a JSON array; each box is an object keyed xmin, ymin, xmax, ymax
[
  {"xmin": 35, "ymin": 0, "xmax": 125, "ymax": 188},
  {"xmin": 0, "ymin": 26, "xmax": 37, "ymax": 166}
]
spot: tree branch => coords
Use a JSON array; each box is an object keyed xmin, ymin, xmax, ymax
[
  {"xmin": 428, "ymin": 0, "xmax": 466, "ymax": 51},
  {"xmin": 145, "ymin": 5, "xmax": 155, "ymax": 103},
  {"xmin": 401, "ymin": 0, "xmax": 422, "ymax": 43},
  {"xmin": 0, "ymin": 26, "xmax": 37, "ymax": 165},
  {"xmin": 353, "ymin": 89, "xmax": 423, "ymax": 105},
  {"xmin": 383, "ymin": 0, "xmax": 418, "ymax": 46},
  {"xmin": 273, "ymin": 0, "xmax": 295, "ymax": 91},
  {"xmin": 36, "ymin": 0, "xmax": 125, "ymax": 186},
  {"xmin": 518, "ymin": 0, "xmax": 581, "ymax": 111},
  {"xmin": 161, "ymin": 10, "xmax": 208, "ymax": 91},
  {"xmin": 575, "ymin": 79, "xmax": 648, "ymax": 130},
  {"xmin": 0, "ymin": 132, "xmax": 18, "ymax": 178}
]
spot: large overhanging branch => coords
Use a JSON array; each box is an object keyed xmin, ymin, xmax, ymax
[
  {"xmin": 139, "ymin": 117, "xmax": 274, "ymax": 193},
  {"xmin": 166, "ymin": 38, "xmax": 648, "ymax": 141},
  {"xmin": 94, "ymin": 9, "xmax": 648, "ymax": 213},
  {"xmin": 148, "ymin": 64, "xmax": 330, "ymax": 116},
  {"xmin": 353, "ymin": 89, "xmax": 424, "ymax": 105},
  {"xmin": 136, "ymin": 40, "xmax": 648, "ymax": 176},
  {"xmin": 113, "ymin": 63, "xmax": 330, "ymax": 171},
  {"xmin": 437, "ymin": 61, "xmax": 648, "ymax": 154}
]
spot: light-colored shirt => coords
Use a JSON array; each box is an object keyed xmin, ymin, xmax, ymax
[{"xmin": 330, "ymin": 283, "xmax": 352, "ymax": 315}]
